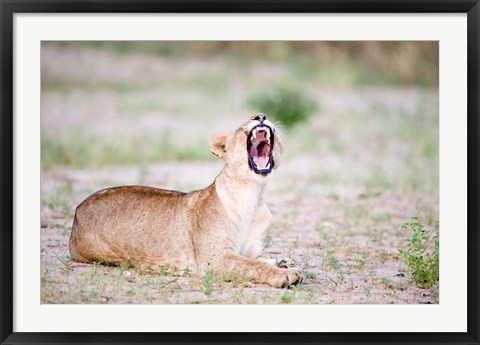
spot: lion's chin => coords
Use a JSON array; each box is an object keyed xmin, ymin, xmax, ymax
[{"xmin": 247, "ymin": 124, "xmax": 274, "ymax": 174}]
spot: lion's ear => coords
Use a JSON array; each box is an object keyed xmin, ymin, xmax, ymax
[{"xmin": 209, "ymin": 133, "xmax": 230, "ymax": 159}]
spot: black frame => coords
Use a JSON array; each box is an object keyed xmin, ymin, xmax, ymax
[{"xmin": 1, "ymin": 1, "xmax": 478, "ymax": 344}]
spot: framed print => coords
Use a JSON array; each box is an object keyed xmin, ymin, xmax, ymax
[{"xmin": 1, "ymin": 1, "xmax": 479, "ymax": 344}]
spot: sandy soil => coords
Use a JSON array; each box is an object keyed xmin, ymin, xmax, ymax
[{"xmin": 41, "ymin": 158, "xmax": 438, "ymax": 304}]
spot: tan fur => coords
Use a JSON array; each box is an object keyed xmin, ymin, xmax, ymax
[{"xmin": 69, "ymin": 115, "xmax": 302, "ymax": 288}]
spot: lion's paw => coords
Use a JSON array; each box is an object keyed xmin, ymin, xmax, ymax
[
  {"xmin": 275, "ymin": 256, "xmax": 297, "ymax": 269},
  {"xmin": 268, "ymin": 267, "xmax": 303, "ymax": 288}
]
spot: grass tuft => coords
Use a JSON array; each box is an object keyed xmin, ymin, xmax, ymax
[
  {"xmin": 201, "ymin": 270, "xmax": 216, "ymax": 297},
  {"xmin": 280, "ymin": 286, "xmax": 297, "ymax": 303},
  {"xmin": 248, "ymin": 84, "xmax": 318, "ymax": 129},
  {"xmin": 398, "ymin": 218, "xmax": 439, "ymax": 289}
]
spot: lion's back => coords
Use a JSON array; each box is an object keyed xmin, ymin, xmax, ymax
[{"xmin": 69, "ymin": 186, "xmax": 195, "ymax": 268}]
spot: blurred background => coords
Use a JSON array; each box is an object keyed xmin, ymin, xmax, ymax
[{"xmin": 41, "ymin": 41, "xmax": 438, "ymax": 179}]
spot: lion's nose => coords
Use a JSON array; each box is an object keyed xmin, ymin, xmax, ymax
[{"xmin": 253, "ymin": 113, "xmax": 266, "ymax": 122}]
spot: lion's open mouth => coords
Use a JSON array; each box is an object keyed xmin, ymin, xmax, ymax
[{"xmin": 247, "ymin": 125, "xmax": 274, "ymax": 174}]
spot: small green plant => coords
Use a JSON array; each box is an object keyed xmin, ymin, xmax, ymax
[
  {"xmin": 53, "ymin": 221, "xmax": 71, "ymax": 236},
  {"xmin": 363, "ymin": 285, "xmax": 372, "ymax": 298},
  {"xmin": 41, "ymin": 268, "xmax": 50, "ymax": 285},
  {"xmin": 53, "ymin": 241, "xmax": 73, "ymax": 274},
  {"xmin": 248, "ymin": 84, "xmax": 318, "ymax": 129},
  {"xmin": 398, "ymin": 218, "xmax": 439, "ymax": 289},
  {"xmin": 117, "ymin": 265, "xmax": 129, "ymax": 277},
  {"xmin": 241, "ymin": 275, "xmax": 252, "ymax": 287},
  {"xmin": 303, "ymin": 292, "xmax": 316, "ymax": 304},
  {"xmin": 325, "ymin": 250, "xmax": 340, "ymax": 270},
  {"xmin": 201, "ymin": 270, "xmax": 216, "ymax": 297},
  {"xmin": 380, "ymin": 276, "xmax": 390, "ymax": 288},
  {"xmin": 55, "ymin": 254, "xmax": 73, "ymax": 273},
  {"xmin": 357, "ymin": 253, "xmax": 369, "ymax": 271},
  {"xmin": 234, "ymin": 288, "xmax": 245, "ymax": 302},
  {"xmin": 182, "ymin": 267, "xmax": 194, "ymax": 277},
  {"xmin": 280, "ymin": 286, "xmax": 297, "ymax": 303},
  {"xmin": 89, "ymin": 289, "xmax": 99, "ymax": 298},
  {"xmin": 263, "ymin": 233, "xmax": 273, "ymax": 248},
  {"xmin": 247, "ymin": 294, "xmax": 258, "ymax": 304},
  {"xmin": 155, "ymin": 265, "xmax": 180, "ymax": 276},
  {"xmin": 336, "ymin": 270, "xmax": 345, "ymax": 283}
]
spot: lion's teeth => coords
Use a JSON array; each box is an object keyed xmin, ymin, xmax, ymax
[
  {"xmin": 252, "ymin": 130, "xmax": 257, "ymax": 139},
  {"xmin": 266, "ymin": 130, "xmax": 270, "ymax": 138},
  {"xmin": 266, "ymin": 162, "xmax": 270, "ymax": 169}
]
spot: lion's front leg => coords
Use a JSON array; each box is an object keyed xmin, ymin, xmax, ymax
[
  {"xmin": 241, "ymin": 203, "xmax": 271, "ymax": 259},
  {"xmin": 242, "ymin": 204, "xmax": 301, "ymax": 272},
  {"xmin": 216, "ymin": 254, "xmax": 302, "ymax": 288}
]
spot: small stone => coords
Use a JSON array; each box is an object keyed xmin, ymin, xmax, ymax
[{"xmin": 394, "ymin": 273, "xmax": 405, "ymax": 278}]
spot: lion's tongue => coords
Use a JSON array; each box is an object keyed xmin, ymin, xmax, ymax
[
  {"xmin": 255, "ymin": 156, "xmax": 269, "ymax": 168},
  {"xmin": 251, "ymin": 142, "xmax": 271, "ymax": 169}
]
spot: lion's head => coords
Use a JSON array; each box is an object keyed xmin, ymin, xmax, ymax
[{"xmin": 210, "ymin": 113, "xmax": 283, "ymax": 180}]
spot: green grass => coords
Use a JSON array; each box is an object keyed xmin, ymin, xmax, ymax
[
  {"xmin": 263, "ymin": 233, "xmax": 273, "ymax": 248},
  {"xmin": 41, "ymin": 132, "xmax": 213, "ymax": 169},
  {"xmin": 248, "ymin": 83, "xmax": 318, "ymax": 129},
  {"xmin": 53, "ymin": 251, "xmax": 73, "ymax": 274},
  {"xmin": 201, "ymin": 271, "xmax": 216, "ymax": 297},
  {"xmin": 304, "ymin": 271, "xmax": 317, "ymax": 280},
  {"xmin": 380, "ymin": 276, "xmax": 390, "ymax": 288},
  {"xmin": 363, "ymin": 285, "xmax": 372, "ymax": 298},
  {"xmin": 279, "ymin": 286, "xmax": 297, "ymax": 303},
  {"xmin": 398, "ymin": 218, "xmax": 439, "ymax": 289}
]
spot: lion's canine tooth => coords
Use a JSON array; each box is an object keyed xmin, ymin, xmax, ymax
[
  {"xmin": 266, "ymin": 130, "xmax": 270, "ymax": 138},
  {"xmin": 266, "ymin": 162, "xmax": 270, "ymax": 169},
  {"xmin": 252, "ymin": 130, "xmax": 257, "ymax": 139}
]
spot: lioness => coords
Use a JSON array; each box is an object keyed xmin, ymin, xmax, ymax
[{"xmin": 69, "ymin": 114, "xmax": 303, "ymax": 288}]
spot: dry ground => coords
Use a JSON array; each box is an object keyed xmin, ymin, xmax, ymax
[
  {"xmin": 41, "ymin": 43, "xmax": 439, "ymax": 304},
  {"xmin": 41, "ymin": 160, "xmax": 438, "ymax": 304}
]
